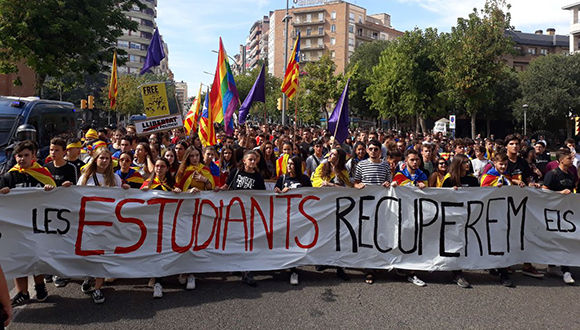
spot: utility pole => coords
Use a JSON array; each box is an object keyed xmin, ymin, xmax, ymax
[{"xmin": 282, "ymin": 0, "xmax": 290, "ymax": 125}]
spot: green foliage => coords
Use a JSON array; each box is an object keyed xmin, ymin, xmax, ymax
[
  {"xmin": 440, "ymin": 0, "xmax": 514, "ymax": 137},
  {"xmin": 517, "ymin": 54, "xmax": 580, "ymax": 129},
  {"xmin": 98, "ymin": 73, "xmax": 171, "ymax": 116},
  {"xmin": 365, "ymin": 28, "xmax": 444, "ymax": 131},
  {"xmin": 233, "ymin": 65, "xmax": 282, "ymax": 123},
  {"xmin": 297, "ymin": 54, "xmax": 344, "ymax": 124},
  {"xmin": 0, "ymin": 0, "xmax": 141, "ymax": 94},
  {"xmin": 345, "ymin": 40, "xmax": 391, "ymax": 119}
]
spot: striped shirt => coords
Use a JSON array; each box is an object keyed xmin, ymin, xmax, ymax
[{"xmin": 353, "ymin": 159, "xmax": 392, "ymax": 185}]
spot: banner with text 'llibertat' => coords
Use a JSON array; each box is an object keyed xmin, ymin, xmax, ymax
[{"xmin": 0, "ymin": 186, "xmax": 578, "ymax": 278}]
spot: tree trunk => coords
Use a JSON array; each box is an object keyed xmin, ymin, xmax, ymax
[
  {"xmin": 486, "ymin": 119, "xmax": 491, "ymax": 138},
  {"xmin": 471, "ymin": 112, "xmax": 477, "ymax": 139},
  {"xmin": 419, "ymin": 115, "xmax": 426, "ymax": 134},
  {"xmin": 415, "ymin": 113, "xmax": 420, "ymax": 133},
  {"xmin": 35, "ymin": 73, "xmax": 46, "ymax": 98},
  {"xmin": 566, "ymin": 118, "xmax": 573, "ymax": 138}
]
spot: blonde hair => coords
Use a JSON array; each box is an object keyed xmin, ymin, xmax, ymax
[{"xmin": 80, "ymin": 147, "xmax": 117, "ymax": 187}]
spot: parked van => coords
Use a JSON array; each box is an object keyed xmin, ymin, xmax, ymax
[{"xmin": 0, "ymin": 96, "xmax": 78, "ymax": 170}]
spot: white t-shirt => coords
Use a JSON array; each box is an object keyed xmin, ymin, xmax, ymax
[{"xmin": 77, "ymin": 172, "xmax": 122, "ymax": 187}]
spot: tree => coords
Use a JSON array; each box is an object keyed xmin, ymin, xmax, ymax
[
  {"xmin": 0, "ymin": 0, "xmax": 141, "ymax": 95},
  {"xmin": 440, "ymin": 0, "xmax": 514, "ymax": 138},
  {"xmin": 345, "ymin": 41, "xmax": 391, "ymax": 120},
  {"xmin": 297, "ymin": 54, "xmax": 344, "ymax": 124},
  {"xmin": 365, "ymin": 28, "xmax": 445, "ymax": 133},
  {"xmin": 517, "ymin": 54, "xmax": 580, "ymax": 136}
]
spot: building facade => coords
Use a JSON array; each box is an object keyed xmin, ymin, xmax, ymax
[
  {"xmin": 563, "ymin": 2, "xmax": 580, "ymax": 53},
  {"xmin": 174, "ymin": 81, "xmax": 188, "ymax": 113},
  {"xmin": 117, "ymin": 0, "xmax": 171, "ymax": 76},
  {"xmin": 267, "ymin": 0, "xmax": 403, "ymax": 78},
  {"xmin": 504, "ymin": 29, "xmax": 569, "ymax": 71},
  {"xmin": 243, "ymin": 16, "xmax": 270, "ymax": 72}
]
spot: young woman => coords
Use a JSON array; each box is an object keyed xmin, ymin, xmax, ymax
[
  {"xmin": 174, "ymin": 141, "xmax": 189, "ymax": 163},
  {"xmin": 428, "ymin": 158, "xmax": 448, "ymax": 188},
  {"xmin": 140, "ymin": 158, "xmax": 179, "ymax": 298},
  {"xmin": 274, "ymin": 155, "xmax": 312, "ymax": 286},
  {"xmin": 311, "ymin": 148, "xmax": 352, "ymax": 187},
  {"xmin": 260, "ymin": 141, "xmax": 276, "ymax": 179},
  {"xmin": 133, "ymin": 142, "xmax": 154, "ymax": 177},
  {"xmin": 149, "ymin": 142, "xmax": 161, "ymax": 161},
  {"xmin": 217, "ymin": 150, "xmax": 266, "ymax": 286},
  {"xmin": 440, "ymin": 153, "xmax": 478, "ymax": 289},
  {"xmin": 218, "ymin": 146, "xmax": 237, "ymax": 184},
  {"xmin": 202, "ymin": 146, "xmax": 221, "ymax": 186},
  {"xmin": 77, "ymin": 147, "xmax": 128, "ymax": 304},
  {"xmin": 175, "ymin": 147, "xmax": 214, "ymax": 192},
  {"xmin": 115, "ymin": 152, "xmax": 144, "ymax": 189},
  {"xmin": 163, "ymin": 148, "xmax": 180, "ymax": 177},
  {"xmin": 346, "ymin": 141, "xmax": 368, "ymax": 183}
]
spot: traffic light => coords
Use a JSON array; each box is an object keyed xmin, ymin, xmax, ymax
[
  {"xmin": 81, "ymin": 99, "xmax": 87, "ymax": 109},
  {"xmin": 277, "ymin": 97, "xmax": 282, "ymax": 111},
  {"xmin": 88, "ymin": 95, "xmax": 94, "ymax": 109},
  {"xmin": 575, "ymin": 117, "xmax": 580, "ymax": 136}
]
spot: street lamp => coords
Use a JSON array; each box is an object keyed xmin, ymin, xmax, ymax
[{"xmin": 522, "ymin": 104, "xmax": 528, "ymax": 136}]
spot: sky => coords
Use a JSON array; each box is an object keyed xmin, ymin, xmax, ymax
[{"xmin": 156, "ymin": 0, "xmax": 573, "ymax": 98}]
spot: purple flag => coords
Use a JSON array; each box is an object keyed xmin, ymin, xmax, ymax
[
  {"xmin": 328, "ymin": 79, "xmax": 350, "ymax": 144},
  {"xmin": 238, "ymin": 64, "xmax": 266, "ymax": 124},
  {"xmin": 140, "ymin": 28, "xmax": 166, "ymax": 75}
]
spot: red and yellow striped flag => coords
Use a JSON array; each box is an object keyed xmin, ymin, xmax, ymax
[
  {"xmin": 281, "ymin": 33, "xmax": 300, "ymax": 100},
  {"xmin": 108, "ymin": 50, "xmax": 118, "ymax": 110},
  {"xmin": 184, "ymin": 84, "xmax": 202, "ymax": 135}
]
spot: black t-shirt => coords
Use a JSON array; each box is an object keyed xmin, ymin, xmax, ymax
[
  {"xmin": 535, "ymin": 152, "xmax": 550, "ymax": 174},
  {"xmin": 45, "ymin": 161, "xmax": 78, "ymax": 186},
  {"xmin": 68, "ymin": 158, "xmax": 86, "ymax": 178},
  {"xmin": 543, "ymin": 167, "xmax": 575, "ymax": 192},
  {"xmin": 274, "ymin": 174, "xmax": 312, "ymax": 190},
  {"xmin": 507, "ymin": 157, "xmax": 532, "ymax": 184},
  {"xmin": 226, "ymin": 169, "xmax": 266, "ymax": 190},
  {"xmin": 442, "ymin": 174, "xmax": 480, "ymax": 187},
  {"xmin": 0, "ymin": 171, "xmax": 44, "ymax": 189}
]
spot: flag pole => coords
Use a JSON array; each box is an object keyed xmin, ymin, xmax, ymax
[{"xmin": 332, "ymin": 79, "xmax": 349, "ymax": 140}]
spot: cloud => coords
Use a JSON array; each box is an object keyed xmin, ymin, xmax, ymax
[{"xmin": 396, "ymin": 0, "xmax": 571, "ymax": 33}]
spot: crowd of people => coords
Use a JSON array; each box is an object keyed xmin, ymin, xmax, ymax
[{"xmin": 0, "ymin": 122, "xmax": 578, "ymax": 314}]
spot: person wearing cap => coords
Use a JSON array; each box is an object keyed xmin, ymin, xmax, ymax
[{"xmin": 65, "ymin": 138, "xmax": 85, "ymax": 177}]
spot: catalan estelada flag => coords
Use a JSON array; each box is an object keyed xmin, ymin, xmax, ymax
[
  {"xmin": 393, "ymin": 168, "xmax": 428, "ymax": 187},
  {"xmin": 480, "ymin": 168, "xmax": 511, "ymax": 187},
  {"xmin": 140, "ymin": 176, "xmax": 173, "ymax": 191},
  {"xmin": 276, "ymin": 153, "xmax": 290, "ymax": 177},
  {"xmin": 9, "ymin": 161, "xmax": 56, "ymax": 186},
  {"xmin": 281, "ymin": 33, "xmax": 300, "ymax": 100},
  {"xmin": 199, "ymin": 88, "xmax": 216, "ymax": 146},
  {"xmin": 209, "ymin": 37, "xmax": 240, "ymax": 135},
  {"xmin": 108, "ymin": 50, "xmax": 118, "ymax": 110},
  {"xmin": 184, "ymin": 84, "xmax": 202, "ymax": 135}
]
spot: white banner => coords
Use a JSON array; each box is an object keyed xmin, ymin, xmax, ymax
[
  {"xmin": 134, "ymin": 114, "xmax": 183, "ymax": 135},
  {"xmin": 0, "ymin": 186, "xmax": 578, "ymax": 278}
]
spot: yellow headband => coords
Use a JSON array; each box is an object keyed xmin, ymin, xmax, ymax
[{"xmin": 66, "ymin": 142, "xmax": 82, "ymax": 149}]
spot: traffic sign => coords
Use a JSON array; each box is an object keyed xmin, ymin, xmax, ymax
[{"xmin": 449, "ymin": 115, "xmax": 456, "ymax": 129}]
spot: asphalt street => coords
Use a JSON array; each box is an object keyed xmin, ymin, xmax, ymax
[{"xmin": 7, "ymin": 266, "xmax": 580, "ymax": 329}]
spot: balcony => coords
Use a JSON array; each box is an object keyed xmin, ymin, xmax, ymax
[
  {"xmin": 293, "ymin": 31, "xmax": 325, "ymax": 38},
  {"xmin": 293, "ymin": 19, "xmax": 324, "ymax": 27},
  {"xmin": 571, "ymin": 23, "xmax": 580, "ymax": 35},
  {"xmin": 302, "ymin": 44, "xmax": 325, "ymax": 50}
]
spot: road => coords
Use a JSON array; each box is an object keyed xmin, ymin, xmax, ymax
[{"xmin": 7, "ymin": 266, "xmax": 580, "ymax": 329}]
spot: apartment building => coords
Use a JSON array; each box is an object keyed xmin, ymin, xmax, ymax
[
  {"xmin": 242, "ymin": 16, "xmax": 270, "ymax": 72},
  {"xmin": 504, "ymin": 29, "xmax": 569, "ymax": 71},
  {"xmin": 267, "ymin": 0, "xmax": 403, "ymax": 78},
  {"xmin": 117, "ymin": 0, "xmax": 171, "ymax": 77}
]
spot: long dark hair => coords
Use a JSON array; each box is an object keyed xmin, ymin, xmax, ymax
[
  {"xmin": 219, "ymin": 145, "xmax": 237, "ymax": 171},
  {"xmin": 176, "ymin": 146, "xmax": 202, "ymax": 183},
  {"xmin": 288, "ymin": 155, "xmax": 303, "ymax": 178},
  {"xmin": 448, "ymin": 154, "xmax": 469, "ymax": 186},
  {"xmin": 321, "ymin": 148, "xmax": 348, "ymax": 183},
  {"xmin": 145, "ymin": 158, "xmax": 175, "ymax": 189}
]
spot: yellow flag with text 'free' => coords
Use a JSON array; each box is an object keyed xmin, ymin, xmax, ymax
[{"xmin": 141, "ymin": 82, "xmax": 170, "ymax": 118}]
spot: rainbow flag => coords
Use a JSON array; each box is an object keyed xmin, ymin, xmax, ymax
[
  {"xmin": 281, "ymin": 33, "xmax": 300, "ymax": 100},
  {"xmin": 198, "ymin": 88, "xmax": 216, "ymax": 146},
  {"xmin": 108, "ymin": 51, "xmax": 118, "ymax": 110},
  {"xmin": 184, "ymin": 84, "xmax": 202, "ymax": 135},
  {"xmin": 209, "ymin": 37, "xmax": 240, "ymax": 135}
]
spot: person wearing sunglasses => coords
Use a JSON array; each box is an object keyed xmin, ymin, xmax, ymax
[{"xmin": 428, "ymin": 158, "xmax": 449, "ymax": 188}]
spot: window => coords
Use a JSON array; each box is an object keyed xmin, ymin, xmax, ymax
[
  {"xmin": 141, "ymin": 31, "xmax": 152, "ymax": 39},
  {"xmin": 129, "ymin": 42, "xmax": 141, "ymax": 49},
  {"xmin": 318, "ymin": 26, "xmax": 323, "ymax": 35},
  {"xmin": 141, "ymin": 19, "xmax": 154, "ymax": 27},
  {"xmin": 348, "ymin": 38, "xmax": 354, "ymax": 46},
  {"xmin": 305, "ymin": 39, "xmax": 311, "ymax": 48},
  {"xmin": 318, "ymin": 38, "xmax": 323, "ymax": 47},
  {"xmin": 372, "ymin": 32, "xmax": 378, "ymax": 39},
  {"xmin": 331, "ymin": 11, "xmax": 336, "ymax": 20},
  {"xmin": 306, "ymin": 27, "xmax": 311, "ymax": 36},
  {"xmin": 331, "ymin": 24, "xmax": 336, "ymax": 32},
  {"xmin": 295, "ymin": 15, "xmax": 301, "ymax": 23},
  {"xmin": 540, "ymin": 48, "xmax": 548, "ymax": 55},
  {"xmin": 295, "ymin": 28, "xmax": 300, "ymax": 37},
  {"xmin": 330, "ymin": 50, "xmax": 335, "ymax": 59},
  {"xmin": 318, "ymin": 12, "xmax": 323, "ymax": 22},
  {"xmin": 358, "ymin": 15, "xmax": 363, "ymax": 23},
  {"xmin": 129, "ymin": 54, "xmax": 141, "ymax": 63},
  {"xmin": 527, "ymin": 47, "xmax": 536, "ymax": 55},
  {"xmin": 349, "ymin": 13, "xmax": 355, "ymax": 21},
  {"xmin": 306, "ymin": 14, "xmax": 312, "ymax": 22},
  {"xmin": 117, "ymin": 40, "xmax": 129, "ymax": 48},
  {"xmin": 348, "ymin": 24, "xmax": 354, "ymax": 33},
  {"xmin": 330, "ymin": 37, "xmax": 336, "ymax": 45}
]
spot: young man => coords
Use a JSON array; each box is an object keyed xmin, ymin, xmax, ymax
[
  {"xmin": 542, "ymin": 148, "xmax": 576, "ymax": 285},
  {"xmin": 480, "ymin": 152, "xmax": 516, "ymax": 287},
  {"xmin": 0, "ymin": 141, "xmax": 55, "ymax": 306},
  {"xmin": 65, "ymin": 138, "xmax": 85, "ymax": 177},
  {"xmin": 112, "ymin": 135, "xmax": 134, "ymax": 160},
  {"xmin": 534, "ymin": 141, "xmax": 550, "ymax": 175},
  {"xmin": 305, "ymin": 140, "xmax": 325, "ymax": 177},
  {"xmin": 353, "ymin": 140, "xmax": 392, "ymax": 189},
  {"xmin": 420, "ymin": 144, "xmax": 435, "ymax": 176},
  {"xmin": 471, "ymin": 145, "xmax": 490, "ymax": 179}
]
